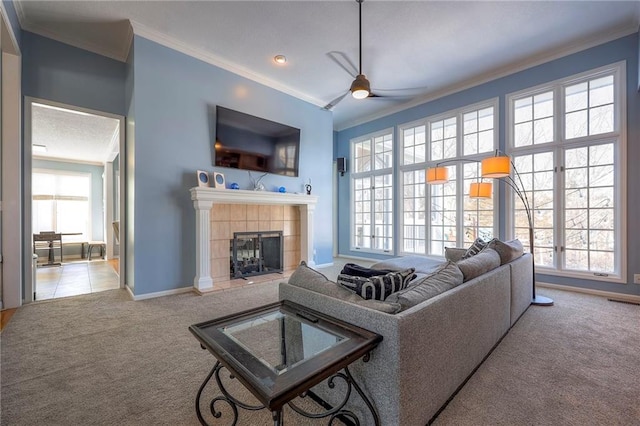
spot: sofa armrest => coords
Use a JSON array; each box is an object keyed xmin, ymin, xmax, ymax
[{"xmin": 509, "ymin": 253, "xmax": 533, "ymax": 326}]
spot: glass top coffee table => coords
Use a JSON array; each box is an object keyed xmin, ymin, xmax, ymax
[{"xmin": 189, "ymin": 300, "xmax": 382, "ymax": 425}]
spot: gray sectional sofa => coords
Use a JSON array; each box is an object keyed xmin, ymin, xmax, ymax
[{"xmin": 279, "ymin": 248, "xmax": 533, "ymax": 425}]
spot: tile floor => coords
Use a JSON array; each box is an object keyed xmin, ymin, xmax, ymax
[{"xmin": 35, "ymin": 260, "xmax": 120, "ymax": 301}]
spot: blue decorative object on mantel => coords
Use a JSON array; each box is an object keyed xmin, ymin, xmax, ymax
[
  {"xmin": 230, "ymin": 182, "xmax": 240, "ymax": 190},
  {"xmin": 278, "ymin": 186, "xmax": 286, "ymax": 193}
]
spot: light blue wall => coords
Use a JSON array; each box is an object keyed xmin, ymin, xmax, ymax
[
  {"xmin": 336, "ymin": 33, "xmax": 640, "ymax": 297},
  {"xmin": 22, "ymin": 31, "xmax": 126, "ymax": 115},
  {"xmin": 128, "ymin": 35, "xmax": 333, "ymax": 295},
  {"xmin": 32, "ymin": 159, "xmax": 105, "ymax": 240}
]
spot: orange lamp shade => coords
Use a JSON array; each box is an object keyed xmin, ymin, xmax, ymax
[
  {"xmin": 426, "ymin": 166, "xmax": 449, "ymax": 184},
  {"xmin": 481, "ymin": 156, "xmax": 511, "ymax": 178},
  {"xmin": 469, "ymin": 182, "xmax": 492, "ymax": 198}
]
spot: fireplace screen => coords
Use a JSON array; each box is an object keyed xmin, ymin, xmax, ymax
[{"xmin": 230, "ymin": 231, "xmax": 283, "ymax": 279}]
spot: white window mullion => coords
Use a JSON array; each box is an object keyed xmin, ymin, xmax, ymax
[{"xmin": 507, "ymin": 62, "xmax": 625, "ymax": 282}]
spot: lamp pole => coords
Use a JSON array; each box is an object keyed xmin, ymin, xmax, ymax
[{"xmin": 501, "ymin": 161, "xmax": 553, "ymax": 306}]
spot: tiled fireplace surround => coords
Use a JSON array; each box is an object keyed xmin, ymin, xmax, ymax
[{"xmin": 190, "ymin": 187, "xmax": 318, "ymax": 293}]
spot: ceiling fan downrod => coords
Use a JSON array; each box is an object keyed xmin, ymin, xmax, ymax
[{"xmin": 351, "ymin": 0, "xmax": 371, "ymax": 99}]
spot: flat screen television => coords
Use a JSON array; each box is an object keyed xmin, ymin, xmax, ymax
[{"xmin": 214, "ymin": 106, "xmax": 300, "ymax": 177}]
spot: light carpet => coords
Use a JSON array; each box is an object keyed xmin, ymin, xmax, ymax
[{"xmin": 1, "ymin": 266, "xmax": 639, "ymax": 425}]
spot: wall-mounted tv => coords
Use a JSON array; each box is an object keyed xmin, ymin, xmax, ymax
[{"xmin": 214, "ymin": 106, "xmax": 300, "ymax": 177}]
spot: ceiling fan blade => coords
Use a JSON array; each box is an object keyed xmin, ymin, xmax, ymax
[
  {"xmin": 368, "ymin": 92, "xmax": 415, "ymax": 99},
  {"xmin": 323, "ymin": 91, "xmax": 350, "ymax": 110},
  {"xmin": 371, "ymin": 85, "xmax": 429, "ymax": 93},
  {"xmin": 326, "ymin": 51, "xmax": 358, "ymax": 78}
]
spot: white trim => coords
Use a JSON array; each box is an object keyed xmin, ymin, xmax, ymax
[
  {"xmin": 32, "ymin": 155, "xmax": 105, "ymax": 167},
  {"xmin": 349, "ymin": 128, "xmax": 395, "ymax": 255},
  {"xmin": 397, "ymin": 99, "xmax": 499, "ymax": 256},
  {"xmin": 537, "ymin": 281, "xmax": 640, "ymax": 304},
  {"xmin": 505, "ymin": 62, "xmax": 627, "ymax": 282},
  {"xmin": 129, "ymin": 20, "xmax": 324, "ymax": 107},
  {"xmin": 335, "ymin": 24, "xmax": 638, "ymax": 131},
  {"xmin": 537, "ymin": 267, "xmax": 625, "ymax": 284},
  {"xmin": 127, "ymin": 285, "xmax": 193, "ymax": 301},
  {"xmin": 25, "ymin": 97, "xmax": 127, "ymax": 295},
  {"xmin": 2, "ymin": 50, "xmax": 23, "ymax": 308},
  {"xmin": 313, "ymin": 262, "xmax": 335, "ymax": 269}
]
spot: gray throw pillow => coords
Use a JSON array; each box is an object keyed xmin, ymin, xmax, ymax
[
  {"xmin": 385, "ymin": 262, "xmax": 463, "ymax": 309},
  {"xmin": 486, "ymin": 239, "xmax": 524, "ymax": 264},
  {"xmin": 337, "ymin": 268, "xmax": 415, "ymax": 301},
  {"xmin": 456, "ymin": 247, "xmax": 501, "ymax": 282},
  {"xmin": 444, "ymin": 247, "xmax": 466, "ymax": 262},
  {"xmin": 287, "ymin": 262, "xmax": 402, "ymax": 314},
  {"xmin": 461, "ymin": 238, "xmax": 487, "ymax": 259}
]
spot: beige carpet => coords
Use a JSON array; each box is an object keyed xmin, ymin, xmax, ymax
[{"xmin": 1, "ymin": 267, "xmax": 638, "ymax": 425}]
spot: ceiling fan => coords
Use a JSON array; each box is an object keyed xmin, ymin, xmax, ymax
[{"xmin": 323, "ymin": 0, "xmax": 418, "ymax": 111}]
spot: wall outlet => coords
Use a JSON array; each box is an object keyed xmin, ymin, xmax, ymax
[{"xmin": 634, "ymin": 274, "xmax": 640, "ymax": 284}]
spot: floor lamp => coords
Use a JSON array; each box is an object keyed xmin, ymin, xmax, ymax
[{"xmin": 480, "ymin": 153, "xmax": 553, "ymax": 306}]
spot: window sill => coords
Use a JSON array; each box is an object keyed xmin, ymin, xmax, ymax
[{"xmin": 536, "ymin": 267, "xmax": 626, "ymax": 284}]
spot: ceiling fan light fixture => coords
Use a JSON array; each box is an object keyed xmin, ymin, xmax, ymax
[{"xmin": 350, "ymin": 74, "xmax": 371, "ymax": 99}]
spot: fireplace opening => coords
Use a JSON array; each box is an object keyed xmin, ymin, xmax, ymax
[{"xmin": 230, "ymin": 231, "xmax": 283, "ymax": 279}]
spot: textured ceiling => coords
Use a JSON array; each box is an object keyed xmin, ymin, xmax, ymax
[
  {"xmin": 16, "ymin": 1, "xmax": 640, "ymax": 131},
  {"xmin": 32, "ymin": 103, "xmax": 120, "ymax": 164}
]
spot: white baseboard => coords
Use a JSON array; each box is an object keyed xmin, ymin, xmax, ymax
[
  {"xmin": 126, "ymin": 285, "xmax": 193, "ymax": 301},
  {"xmin": 537, "ymin": 281, "xmax": 640, "ymax": 304},
  {"xmin": 314, "ymin": 262, "xmax": 334, "ymax": 269}
]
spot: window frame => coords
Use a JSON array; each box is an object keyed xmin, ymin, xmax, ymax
[
  {"xmin": 349, "ymin": 128, "xmax": 395, "ymax": 255},
  {"xmin": 32, "ymin": 168, "xmax": 93, "ymax": 242},
  {"xmin": 505, "ymin": 61, "xmax": 627, "ymax": 283},
  {"xmin": 397, "ymin": 98, "xmax": 500, "ymax": 257}
]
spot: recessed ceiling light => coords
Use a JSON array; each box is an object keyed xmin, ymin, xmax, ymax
[
  {"xmin": 32, "ymin": 144, "xmax": 47, "ymax": 153},
  {"xmin": 274, "ymin": 55, "xmax": 287, "ymax": 65}
]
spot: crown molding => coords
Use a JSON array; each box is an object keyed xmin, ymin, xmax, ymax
[
  {"xmin": 128, "ymin": 20, "xmax": 324, "ymax": 108},
  {"xmin": 335, "ymin": 22, "xmax": 639, "ymax": 132}
]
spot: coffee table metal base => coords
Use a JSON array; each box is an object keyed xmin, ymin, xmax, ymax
[{"xmin": 196, "ymin": 358, "xmax": 380, "ymax": 426}]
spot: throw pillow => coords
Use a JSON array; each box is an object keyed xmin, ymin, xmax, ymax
[
  {"xmin": 444, "ymin": 247, "xmax": 466, "ymax": 263},
  {"xmin": 385, "ymin": 261, "xmax": 464, "ymax": 309},
  {"xmin": 337, "ymin": 268, "xmax": 416, "ymax": 301},
  {"xmin": 486, "ymin": 239, "xmax": 524, "ymax": 264},
  {"xmin": 461, "ymin": 237, "xmax": 487, "ymax": 259},
  {"xmin": 287, "ymin": 262, "xmax": 402, "ymax": 314},
  {"xmin": 456, "ymin": 247, "xmax": 501, "ymax": 281},
  {"xmin": 340, "ymin": 263, "xmax": 394, "ymax": 278}
]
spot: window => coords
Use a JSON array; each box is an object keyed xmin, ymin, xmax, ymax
[
  {"xmin": 351, "ymin": 130, "xmax": 393, "ymax": 253},
  {"xmin": 399, "ymin": 100, "xmax": 498, "ymax": 256},
  {"xmin": 507, "ymin": 63, "xmax": 625, "ymax": 281},
  {"xmin": 32, "ymin": 170, "xmax": 92, "ymax": 242}
]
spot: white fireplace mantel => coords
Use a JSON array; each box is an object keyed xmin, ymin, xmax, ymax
[{"xmin": 190, "ymin": 187, "xmax": 318, "ymax": 292}]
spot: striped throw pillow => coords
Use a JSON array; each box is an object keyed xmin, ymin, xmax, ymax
[
  {"xmin": 461, "ymin": 238, "xmax": 487, "ymax": 259},
  {"xmin": 337, "ymin": 268, "xmax": 415, "ymax": 301}
]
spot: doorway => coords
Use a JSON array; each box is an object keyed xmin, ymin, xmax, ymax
[{"xmin": 25, "ymin": 98, "xmax": 125, "ymax": 301}]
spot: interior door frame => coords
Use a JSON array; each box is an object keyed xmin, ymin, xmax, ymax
[
  {"xmin": 1, "ymin": 6, "xmax": 22, "ymax": 309},
  {"xmin": 24, "ymin": 97, "xmax": 127, "ymax": 300}
]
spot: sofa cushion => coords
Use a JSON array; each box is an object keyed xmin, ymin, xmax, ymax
[
  {"xmin": 457, "ymin": 248, "xmax": 501, "ymax": 281},
  {"xmin": 371, "ymin": 256, "xmax": 445, "ymax": 275},
  {"xmin": 486, "ymin": 238, "xmax": 524, "ymax": 264},
  {"xmin": 340, "ymin": 263, "xmax": 394, "ymax": 278},
  {"xmin": 385, "ymin": 262, "xmax": 463, "ymax": 309},
  {"xmin": 337, "ymin": 269, "xmax": 415, "ymax": 301},
  {"xmin": 287, "ymin": 262, "xmax": 402, "ymax": 314},
  {"xmin": 462, "ymin": 237, "xmax": 488, "ymax": 259},
  {"xmin": 444, "ymin": 247, "xmax": 466, "ymax": 262}
]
